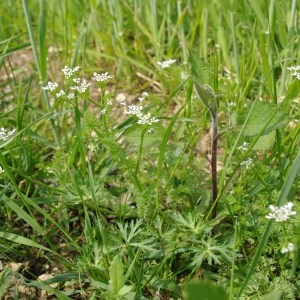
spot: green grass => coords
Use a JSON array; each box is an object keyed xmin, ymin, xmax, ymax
[{"xmin": 0, "ymin": 0, "xmax": 299, "ymax": 299}]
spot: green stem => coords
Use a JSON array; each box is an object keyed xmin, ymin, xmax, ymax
[
  {"xmin": 135, "ymin": 129, "xmax": 145, "ymax": 177},
  {"xmin": 211, "ymin": 111, "xmax": 218, "ymax": 219},
  {"xmin": 100, "ymin": 88, "xmax": 109, "ymax": 137},
  {"xmin": 289, "ymin": 248, "xmax": 298, "ymax": 279}
]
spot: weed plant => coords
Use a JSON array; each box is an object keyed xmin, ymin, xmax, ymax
[{"xmin": 0, "ymin": 0, "xmax": 299, "ymax": 299}]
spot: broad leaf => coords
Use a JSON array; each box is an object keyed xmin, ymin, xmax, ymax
[
  {"xmin": 188, "ymin": 51, "xmax": 217, "ymax": 114},
  {"xmin": 244, "ymin": 101, "xmax": 288, "ymax": 137},
  {"xmin": 188, "ymin": 50, "xmax": 212, "ymax": 86},
  {"xmin": 184, "ymin": 280, "xmax": 229, "ymax": 300},
  {"xmin": 261, "ymin": 291, "xmax": 282, "ymax": 300},
  {"xmin": 109, "ymin": 255, "xmax": 125, "ymax": 295},
  {"xmin": 253, "ymin": 131, "xmax": 276, "ymax": 150},
  {"xmin": 124, "ymin": 125, "xmax": 163, "ymax": 148}
]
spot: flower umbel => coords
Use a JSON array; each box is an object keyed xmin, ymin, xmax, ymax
[
  {"xmin": 287, "ymin": 65, "xmax": 300, "ymax": 80},
  {"xmin": 125, "ymin": 93, "xmax": 159, "ymax": 126},
  {"xmin": 56, "ymin": 90, "xmax": 65, "ymax": 98},
  {"xmin": 70, "ymin": 78, "xmax": 91, "ymax": 93},
  {"xmin": 0, "ymin": 128, "xmax": 16, "ymax": 141},
  {"xmin": 62, "ymin": 66, "xmax": 80, "ymax": 79},
  {"xmin": 92, "ymin": 72, "xmax": 112, "ymax": 82},
  {"xmin": 240, "ymin": 157, "xmax": 253, "ymax": 169},
  {"xmin": 265, "ymin": 202, "xmax": 296, "ymax": 222},
  {"xmin": 238, "ymin": 142, "xmax": 249, "ymax": 151},
  {"xmin": 157, "ymin": 59, "xmax": 176, "ymax": 69},
  {"xmin": 281, "ymin": 243, "xmax": 295, "ymax": 254},
  {"xmin": 42, "ymin": 81, "xmax": 58, "ymax": 92}
]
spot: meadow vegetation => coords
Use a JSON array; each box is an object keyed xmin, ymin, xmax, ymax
[{"xmin": 0, "ymin": 0, "xmax": 299, "ymax": 299}]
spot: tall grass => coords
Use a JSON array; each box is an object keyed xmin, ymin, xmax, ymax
[{"xmin": 0, "ymin": 0, "xmax": 299, "ymax": 299}]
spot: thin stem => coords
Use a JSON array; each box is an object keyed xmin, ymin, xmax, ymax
[
  {"xmin": 135, "ymin": 129, "xmax": 145, "ymax": 177},
  {"xmin": 211, "ymin": 111, "xmax": 218, "ymax": 219},
  {"xmin": 289, "ymin": 248, "xmax": 298, "ymax": 279}
]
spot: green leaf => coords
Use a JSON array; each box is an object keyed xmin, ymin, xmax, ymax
[
  {"xmin": 109, "ymin": 255, "xmax": 125, "ymax": 295},
  {"xmin": 188, "ymin": 50, "xmax": 212, "ymax": 86},
  {"xmin": 252, "ymin": 131, "xmax": 275, "ymax": 150},
  {"xmin": 261, "ymin": 291, "xmax": 282, "ymax": 300},
  {"xmin": 119, "ymin": 285, "xmax": 133, "ymax": 297},
  {"xmin": 150, "ymin": 277, "xmax": 182, "ymax": 296},
  {"xmin": 282, "ymin": 80, "xmax": 300, "ymax": 109},
  {"xmin": 124, "ymin": 125, "xmax": 163, "ymax": 148},
  {"xmin": 0, "ymin": 231, "xmax": 50, "ymax": 252},
  {"xmin": 244, "ymin": 101, "xmax": 288, "ymax": 137},
  {"xmin": 188, "ymin": 51, "xmax": 217, "ymax": 114},
  {"xmin": 2, "ymin": 196, "xmax": 45, "ymax": 235},
  {"xmin": 184, "ymin": 281, "xmax": 229, "ymax": 300}
]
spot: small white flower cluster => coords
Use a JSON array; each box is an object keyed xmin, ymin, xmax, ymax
[
  {"xmin": 137, "ymin": 112, "xmax": 159, "ymax": 125},
  {"xmin": 125, "ymin": 93, "xmax": 159, "ymax": 126},
  {"xmin": 62, "ymin": 66, "xmax": 80, "ymax": 78},
  {"xmin": 42, "ymin": 81, "xmax": 58, "ymax": 92},
  {"xmin": 238, "ymin": 142, "xmax": 250, "ymax": 151},
  {"xmin": 0, "ymin": 127, "xmax": 15, "ymax": 141},
  {"xmin": 281, "ymin": 242, "xmax": 295, "ymax": 254},
  {"xmin": 92, "ymin": 72, "xmax": 112, "ymax": 82},
  {"xmin": 157, "ymin": 59, "xmax": 176, "ymax": 69},
  {"xmin": 265, "ymin": 202, "xmax": 296, "ymax": 222},
  {"xmin": 287, "ymin": 65, "xmax": 300, "ymax": 80},
  {"xmin": 56, "ymin": 90, "xmax": 65, "ymax": 98},
  {"xmin": 71, "ymin": 78, "xmax": 91, "ymax": 93},
  {"xmin": 138, "ymin": 91, "xmax": 149, "ymax": 103},
  {"xmin": 42, "ymin": 67, "xmax": 113, "ymax": 99},
  {"xmin": 240, "ymin": 157, "xmax": 253, "ymax": 169}
]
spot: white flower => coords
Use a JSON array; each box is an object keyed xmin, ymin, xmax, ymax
[
  {"xmin": 0, "ymin": 166, "xmax": 4, "ymax": 173},
  {"xmin": 265, "ymin": 202, "xmax": 296, "ymax": 222},
  {"xmin": 0, "ymin": 128, "xmax": 16, "ymax": 141},
  {"xmin": 70, "ymin": 78, "xmax": 90, "ymax": 93},
  {"xmin": 56, "ymin": 90, "xmax": 65, "ymax": 98},
  {"xmin": 62, "ymin": 66, "xmax": 80, "ymax": 78},
  {"xmin": 157, "ymin": 59, "xmax": 176, "ymax": 69},
  {"xmin": 142, "ymin": 91, "xmax": 149, "ymax": 98},
  {"xmin": 72, "ymin": 78, "xmax": 81, "ymax": 84},
  {"xmin": 126, "ymin": 105, "xmax": 143, "ymax": 116},
  {"xmin": 147, "ymin": 128, "xmax": 155, "ymax": 134},
  {"xmin": 92, "ymin": 72, "xmax": 112, "ymax": 82},
  {"xmin": 67, "ymin": 93, "xmax": 75, "ymax": 99},
  {"xmin": 281, "ymin": 243, "xmax": 295, "ymax": 254},
  {"xmin": 42, "ymin": 81, "xmax": 58, "ymax": 91},
  {"xmin": 137, "ymin": 112, "xmax": 159, "ymax": 125},
  {"xmin": 107, "ymin": 99, "xmax": 113, "ymax": 106},
  {"xmin": 125, "ymin": 104, "xmax": 159, "ymax": 126},
  {"xmin": 88, "ymin": 143, "xmax": 97, "ymax": 152},
  {"xmin": 287, "ymin": 65, "xmax": 300, "ymax": 80},
  {"xmin": 100, "ymin": 108, "xmax": 106, "ymax": 115},
  {"xmin": 240, "ymin": 157, "xmax": 253, "ymax": 169},
  {"xmin": 287, "ymin": 65, "xmax": 300, "ymax": 71},
  {"xmin": 238, "ymin": 142, "xmax": 249, "ymax": 151}
]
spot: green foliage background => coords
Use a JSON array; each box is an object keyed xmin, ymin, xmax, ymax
[{"xmin": 0, "ymin": 0, "xmax": 299, "ymax": 299}]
